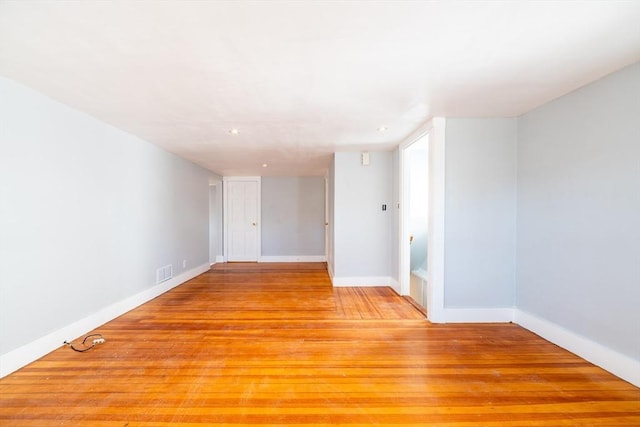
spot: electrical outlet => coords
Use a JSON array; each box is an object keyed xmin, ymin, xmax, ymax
[{"xmin": 182, "ymin": 259, "xmax": 187, "ymax": 269}]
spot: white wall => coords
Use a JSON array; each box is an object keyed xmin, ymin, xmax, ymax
[
  {"xmin": 261, "ymin": 176, "xmax": 325, "ymax": 259},
  {"xmin": 0, "ymin": 77, "xmax": 211, "ymax": 375},
  {"xmin": 444, "ymin": 118, "xmax": 518, "ymax": 309},
  {"xmin": 332, "ymin": 151, "xmax": 394, "ymax": 285},
  {"xmin": 516, "ymin": 62, "xmax": 640, "ymax": 361}
]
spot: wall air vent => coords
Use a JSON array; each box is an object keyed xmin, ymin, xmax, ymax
[{"xmin": 156, "ymin": 264, "xmax": 173, "ymax": 284}]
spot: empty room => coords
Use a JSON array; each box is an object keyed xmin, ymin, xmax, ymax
[{"xmin": 1, "ymin": 1, "xmax": 639, "ymax": 425}]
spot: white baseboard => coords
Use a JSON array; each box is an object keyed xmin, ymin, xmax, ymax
[
  {"xmin": 0, "ymin": 263, "xmax": 210, "ymax": 379},
  {"xmin": 515, "ymin": 309, "xmax": 640, "ymax": 388},
  {"xmin": 215, "ymin": 255, "xmax": 224, "ymax": 263},
  {"xmin": 443, "ymin": 307, "xmax": 515, "ymax": 323},
  {"xmin": 331, "ymin": 276, "xmax": 393, "ymax": 287},
  {"xmin": 388, "ymin": 277, "xmax": 400, "ymax": 294},
  {"xmin": 259, "ymin": 255, "xmax": 326, "ymax": 263}
]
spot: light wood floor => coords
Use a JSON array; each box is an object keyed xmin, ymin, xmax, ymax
[{"xmin": 1, "ymin": 263, "xmax": 638, "ymax": 426}]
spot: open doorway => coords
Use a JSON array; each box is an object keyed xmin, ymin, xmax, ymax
[
  {"xmin": 209, "ymin": 178, "xmax": 223, "ymax": 265},
  {"xmin": 401, "ymin": 134, "xmax": 429, "ymax": 311},
  {"xmin": 399, "ymin": 118, "xmax": 446, "ymax": 322}
]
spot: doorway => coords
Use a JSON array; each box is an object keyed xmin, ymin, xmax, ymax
[
  {"xmin": 223, "ymin": 177, "xmax": 261, "ymax": 262},
  {"xmin": 209, "ymin": 177, "xmax": 224, "ymax": 265},
  {"xmin": 401, "ymin": 134, "xmax": 429, "ymax": 310},
  {"xmin": 399, "ymin": 118, "xmax": 446, "ymax": 322}
]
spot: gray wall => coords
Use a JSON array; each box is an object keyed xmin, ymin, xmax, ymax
[
  {"xmin": 516, "ymin": 62, "xmax": 640, "ymax": 360},
  {"xmin": 333, "ymin": 151, "xmax": 393, "ymax": 278},
  {"xmin": 261, "ymin": 176, "xmax": 325, "ymax": 256},
  {"xmin": 444, "ymin": 118, "xmax": 518, "ymax": 308},
  {"xmin": 0, "ymin": 77, "xmax": 211, "ymax": 355},
  {"xmin": 209, "ymin": 183, "xmax": 223, "ymax": 263}
]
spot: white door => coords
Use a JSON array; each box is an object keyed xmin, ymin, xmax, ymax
[{"xmin": 225, "ymin": 179, "xmax": 260, "ymax": 261}]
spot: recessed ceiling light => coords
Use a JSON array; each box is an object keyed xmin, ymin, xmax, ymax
[
  {"xmin": 377, "ymin": 126, "xmax": 388, "ymax": 132},
  {"xmin": 229, "ymin": 128, "xmax": 239, "ymax": 135},
  {"xmin": 262, "ymin": 163, "xmax": 268, "ymax": 168}
]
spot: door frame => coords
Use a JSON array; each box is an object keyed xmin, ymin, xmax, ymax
[
  {"xmin": 222, "ymin": 176, "xmax": 261, "ymax": 262},
  {"xmin": 399, "ymin": 131, "xmax": 428, "ymax": 299},
  {"xmin": 324, "ymin": 175, "xmax": 329, "ymax": 263},
  {"xmin": 398, "ymin": 118, "xmax": 446, "ymax": 322},
  {"xmin": 399, "ymin": 128, "xmax": 429, "ymax": 298},
  {"xmin": 209, "ymin": 177, "xmax": 222, "ymax": 265}
]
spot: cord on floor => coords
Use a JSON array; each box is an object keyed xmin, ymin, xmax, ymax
[{"xmin": 64, "ymin": 333, "xmax": 105, "ymax": 352}]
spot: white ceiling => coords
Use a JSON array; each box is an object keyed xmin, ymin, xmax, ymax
[{"xmin": 1, "ymin": 1, "xmax": 639, "ymax": 176}]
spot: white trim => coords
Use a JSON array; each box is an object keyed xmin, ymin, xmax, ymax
[
  {"xmin": 398, "ymin": 140, "xmax": 410, "ymax": 296},
  {"xmin": 215, "ymin": 255, "xmax": 224, "ymax": 263},
  {"xmin": 222, "ymin": 178, "xmax": 228, "ymax": 262},
  {"xmin": 0, "ymin": 263, "xmax": 210, "ymax": 379},
  {"xmin": 515, "ymin": 309, "xmax": 640, "ymax": 388},
  {"xmin": 324, "ymin": 175, "xmax": 329, "ymax": 263},
  {"xmin": 259, "ymin": 255, "xmax": 327, "ymax": 263},
  {"xmin": 331, "ymin": 276, "xmax": 393, "ymax": 287},
  {"xmin": 398, "ymin": 120, "xmax": 434, "ymax": 297},
  {"xmin": 443, "ymin": 307, "xmax": 515, "ymax": 323},
  {"xmin": 399, "ymin": 120, "xmax": 436, "ymax": 151},
  {"xmin": 426, "ymin": 117, "xmax": 446, "ymax": 323}
]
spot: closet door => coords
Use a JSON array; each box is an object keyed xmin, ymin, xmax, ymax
[{"xmin": 224, "ymin": 178, "xmax": 260, "ymax": 262}]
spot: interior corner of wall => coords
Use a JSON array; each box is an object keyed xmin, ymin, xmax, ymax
[{"xmin": 514, "ymin": 309, "xmax": 640, "ymax": 387}]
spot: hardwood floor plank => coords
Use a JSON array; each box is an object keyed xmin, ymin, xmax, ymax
[{"xmin": 1, "ymin": 262, "xmax": 638, "ymax": 426}]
